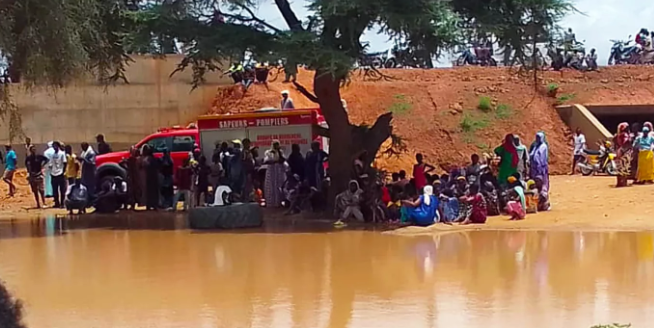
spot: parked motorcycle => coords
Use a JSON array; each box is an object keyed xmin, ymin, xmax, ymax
[
  {"xmin": 455, "ymin": 47, "xmax": 497, "ymax": 66},
  {"xmin": 577, "ymin": 141, "xmax": 618, "ymax": 176},
  {"xmin": 608, "ymin": 36, "xmax": 639, "ymax": 65}
]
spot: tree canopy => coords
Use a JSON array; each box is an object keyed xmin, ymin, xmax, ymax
[{"xmin": 0, "ymin": 0, "xmax": 575, "ymax": 197}]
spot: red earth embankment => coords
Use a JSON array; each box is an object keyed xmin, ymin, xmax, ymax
[{"xmin": 209, "ymin": 66, "xmax": 654, "ymax": 175}]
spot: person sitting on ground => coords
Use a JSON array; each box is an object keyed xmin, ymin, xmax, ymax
[
  {"xmin": 281, "ymin": 173, "xmax": 301, "ymax": 211},
  {"xmin": 524, "ymin": 179, "xmax": 539, "ymax": 214},
  {"xmin": 394, "ymin": 170, "xmax": 410, "ymax": 188},
  {"xmin": 111, "ymin": 176, "xmax": 128, "ymax": 209},
  {"xmin": 95, "ymin": 182, "xmax": 120, "ymax": 214},
  {"xmin": 481, "ymin": 181, "xmax": 501, "ymax": 216},
  {"xmin": 460, "ymin": 184, "xmax": 487, "ymax": 225},
  {"xmin": 452, "ymin": 175, "xmax": 468, "ymax": 198},
  {"xmin": 534, "ymin": 177, "xmax": 551, "ymax": 211},
  {"xmin": 172, "ymin": 158, "xmax": 194, "ymax": 211},
  {"xmin": 439, "ymin": 188, "xmax": 459, "ymax": 224},
  {"xmin": 25, "ymin": 145, "xmax": 48, "ymax": 208},
  {"xmin": 212, "ymin": 180, "xmax": 233, "ymax": 207},
  {"xmin": 65, "ymin": 179, "xmax": 88, "ymax": 214},
  {"xmin": 466, "ymin": 154, "xmax": 482, "ymax": 179},
  {"xmin": 505, "ymin": 176, "xmax": 526, "ymax": 220},
  {"xmin": 585, "ymin": 49, "xmax": 598, "ymax": 71},
  {"xmin": 401, "ymin": 185, "xmax": 439, "ymax": 227},
  {"xmin": 390, "ymin": 172, "xmax": 400, "ymax": 184},
  {"xmin": 334, "ymin": 180, "xmax": 364, "ymax": 226}
]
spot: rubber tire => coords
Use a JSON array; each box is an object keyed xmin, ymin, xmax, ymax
[
  {"xmin": 372, "ymin": 58, "xmax": 383, "ymax": 69},
  {"xmin": 605, "ymin": 162, "xmax": 618, "ymax": 176},
  {"xmin": 580, "ymin": 164, "xmax": 594, "ymax": 176},
  {"xmin": 385, "ymin": 58, "xmax": 397, "ymax": 68}
]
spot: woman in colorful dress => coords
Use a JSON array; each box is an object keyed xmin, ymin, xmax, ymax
[
  {"xmin": 494, "ymin": 134, "xmax": 519, "ymax": 187},
  {"xmin": 263, "ymin": 140, "xmax": 286, "ymax": 207},
  {"xmin": 634, "ymin": 125, "xmax": 654, "ymax": 184},
  {"xmin": 614, "ymin": 122, "xmax": 632, "ymax": 187}
]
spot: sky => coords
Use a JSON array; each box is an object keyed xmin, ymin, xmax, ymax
[{"xmin": 251, "ymin": 0, "xmax": 654, "ymax": 66}]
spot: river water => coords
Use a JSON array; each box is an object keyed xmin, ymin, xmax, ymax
[{"xmin": 1, "ymin": 216, "xmax": 654, "ymax": 328}]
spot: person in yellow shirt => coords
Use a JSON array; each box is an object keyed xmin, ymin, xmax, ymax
[{"xmin": 64, "ymin": 145, "xmax": 80, "ymax": 185}]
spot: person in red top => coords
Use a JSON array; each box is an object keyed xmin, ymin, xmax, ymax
[
  {"xmin": 172, "ymin": 157, "xmax": 194, "ymax": 211},
  {"xmin": 614, "ymin": 122, "xmax": 633, "ymax": 187},
  {"xmin": 412, "ymin": 153, "xmax": 435, "ymax": 192}
]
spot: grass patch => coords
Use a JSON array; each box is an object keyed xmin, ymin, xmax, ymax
[
  {"xmin": 556, "ymin": 93, "xmax": 576, "ymax": 104},
  {"xmin": 477, "ymin": 96, "xmax": 493, "ymax": 112},
  {"xmin": 591, "ymin": 324, "xmax": 631, "ymax": 328},
  {"xmin": 460, "ymin": 113, "xmax": 489, "ymax": 133},
  {"xmin": 462, "ymin": 133, "xmax": 476, "ymax": 144},
  {"xmin": 495, "ymin": 103, "xmax": 513, "ymax": 120},
  {"xmin": 389, "ymin": 94, "xmax": 412, "ymax": 115},
  {"xmin": 546, "ymin": 82, "xmax": 559, "ymax": 97}
]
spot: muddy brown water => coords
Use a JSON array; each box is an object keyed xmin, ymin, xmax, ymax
[{"xmin": 1, "ymin": 216, "xmax": 654, "ymax": 328}]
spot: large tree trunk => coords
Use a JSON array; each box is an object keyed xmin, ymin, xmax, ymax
[{"xmin": 313, "ymin": 71, "xmax": 394, "ymax": 205}]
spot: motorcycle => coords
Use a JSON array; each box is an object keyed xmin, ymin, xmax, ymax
[
  {"xmin": 608, "ymin": 36, "xmax": 639, "ymax": 65},
  {"xmin": 455, "ymin": 47, "xmax": 497, "ymax": 67},
  {"xmin": 576, "ymin": 141, "xmax": 618, "ymax": 176}
]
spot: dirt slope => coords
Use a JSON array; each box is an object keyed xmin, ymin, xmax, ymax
[{"xmin": 208, "ymin": 66, "xmax": 654, "ymax": 175}]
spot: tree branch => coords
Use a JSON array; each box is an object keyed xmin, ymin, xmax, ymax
[
  {"xmin": 274, "ymin": 0, "xmax": 303, "ymax": 31},
  {"xmin": 219, "ymin": 5, "xmax": 283, "ymax": 33},
  {"xmin": 293, "ymin": 81, "xmax": 319, "ymax": 103}
]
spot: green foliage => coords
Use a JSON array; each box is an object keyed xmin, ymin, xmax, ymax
[
  {"xmin": 477, "ymin": 96, "xmax": 493, "ymax": 112},
  {"xmin": 590, "ymin": 324, "xmax": 631, "ymax": 328},
  {"xmin": 557, "ymin": 93, "xmax": 576, "ymax": 104},
  {"xmin": 495, "ymin": 103, "xmax": 513, "ymax": 119},
  {"xmin": 547, "ymin": 83, "xmax": 560, "ymax": 92},
  {"xmin": 389, "ymin": 95, "xmax": 412, "ymax": 115},
  {"xmin": 460, "ymin": 113, "xmax": 489, "ymax": 133}
]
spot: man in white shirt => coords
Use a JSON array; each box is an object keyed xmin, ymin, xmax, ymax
[
  {"xmin": 280, "ymin": 90, "xmax": 294, "ymax": 110},
  {"xmin": 572, "ymin": 128, "xmax": 586, "ymax": 175},
  {"xmin": 50, "ymin": 141, "xmax": 68, "ymax": 208}
]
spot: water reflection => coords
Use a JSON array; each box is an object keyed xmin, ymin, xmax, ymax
[{"xmin": 0, "ymin": 228, "xmax": 654, "ymax": 328}]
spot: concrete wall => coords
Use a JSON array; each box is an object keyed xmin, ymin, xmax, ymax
[
  {"xmin": 0, "ymin": 55, "xmax": 230, "ymax": 152},
  {"xmin": 556, "ymin": 104, "xmax": 612, "ymax": 150}
]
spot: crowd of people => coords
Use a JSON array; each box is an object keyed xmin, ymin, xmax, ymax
[
  {"xmin": 1, "ymin": 136, "xmax": 109, "ymax": 212},
  {"xmin": 1, "ymin": 130, "xmax": 554, "ymax": 226},
  {"xmin": 612, "ymin": 122, "xmax": 654, "ymax": 187},
  {"xmin": 332, "ymin": 132, "xmax": 551, "ymax": 227}
]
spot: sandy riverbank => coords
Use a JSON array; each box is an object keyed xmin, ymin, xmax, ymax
[{"xmin": 2, "ymin": 171, "xmax": 653, "ymax": 231}]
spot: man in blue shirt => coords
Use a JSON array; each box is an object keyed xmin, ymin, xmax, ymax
[{"xmin": 3, "ymin": 144, "xmax": 16, "ymax": 196}]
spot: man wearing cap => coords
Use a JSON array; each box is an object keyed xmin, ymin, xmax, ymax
[{"xmin": 280, "ymin": 90, "xmax": 295, "ymax": 110}]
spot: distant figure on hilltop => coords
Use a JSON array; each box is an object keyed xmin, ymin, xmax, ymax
[{"xmin": 280, "ymin": 90, "xmax": 294, "ymax": 109}]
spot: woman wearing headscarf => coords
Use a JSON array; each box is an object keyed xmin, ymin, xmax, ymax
[
  {"xmin": 334, "ymin": 180, "xmax": 364, "ymax": 225},
  {"xmin": 513, "ymin": 135, "xmax": 529, "ymax": 180},
  {"xmin": 401, "ymin": 184, "xmax": 438, "ymax": 226},
  {"xmin": 264, "ymin": 140, "xmax": 286, "ymax": 207},
  {"xmin": 79, "ymin": 142, "xmax": 97, "ymax": 201},
  {"xmin": 505, "ymin": 176, "xmax": 526, "ymax": 220},
  {"xmin": 43, "ymin": 141, "xmax": 55, "ymax": 197},
  {"xmin": 629, "ymin": 122, "xmax": 642, "ymax": 181},
  {"xmin": 634, "ymin": 125, "xmax": 654, "ymax": 184},
  {"xmin": 614, "ymin": 123, "xmax": 632, "ymax": 187},
  {"xmin": 529, "ymin": 132, "xmax": 550, "ymax": 192},
  {"xmin": 159, "ymin": 148, "xmax": 174, "ymax": 208},
  {"xmin": 494, "ymin": 134, "xmax": 519, "ymax": 186}
]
